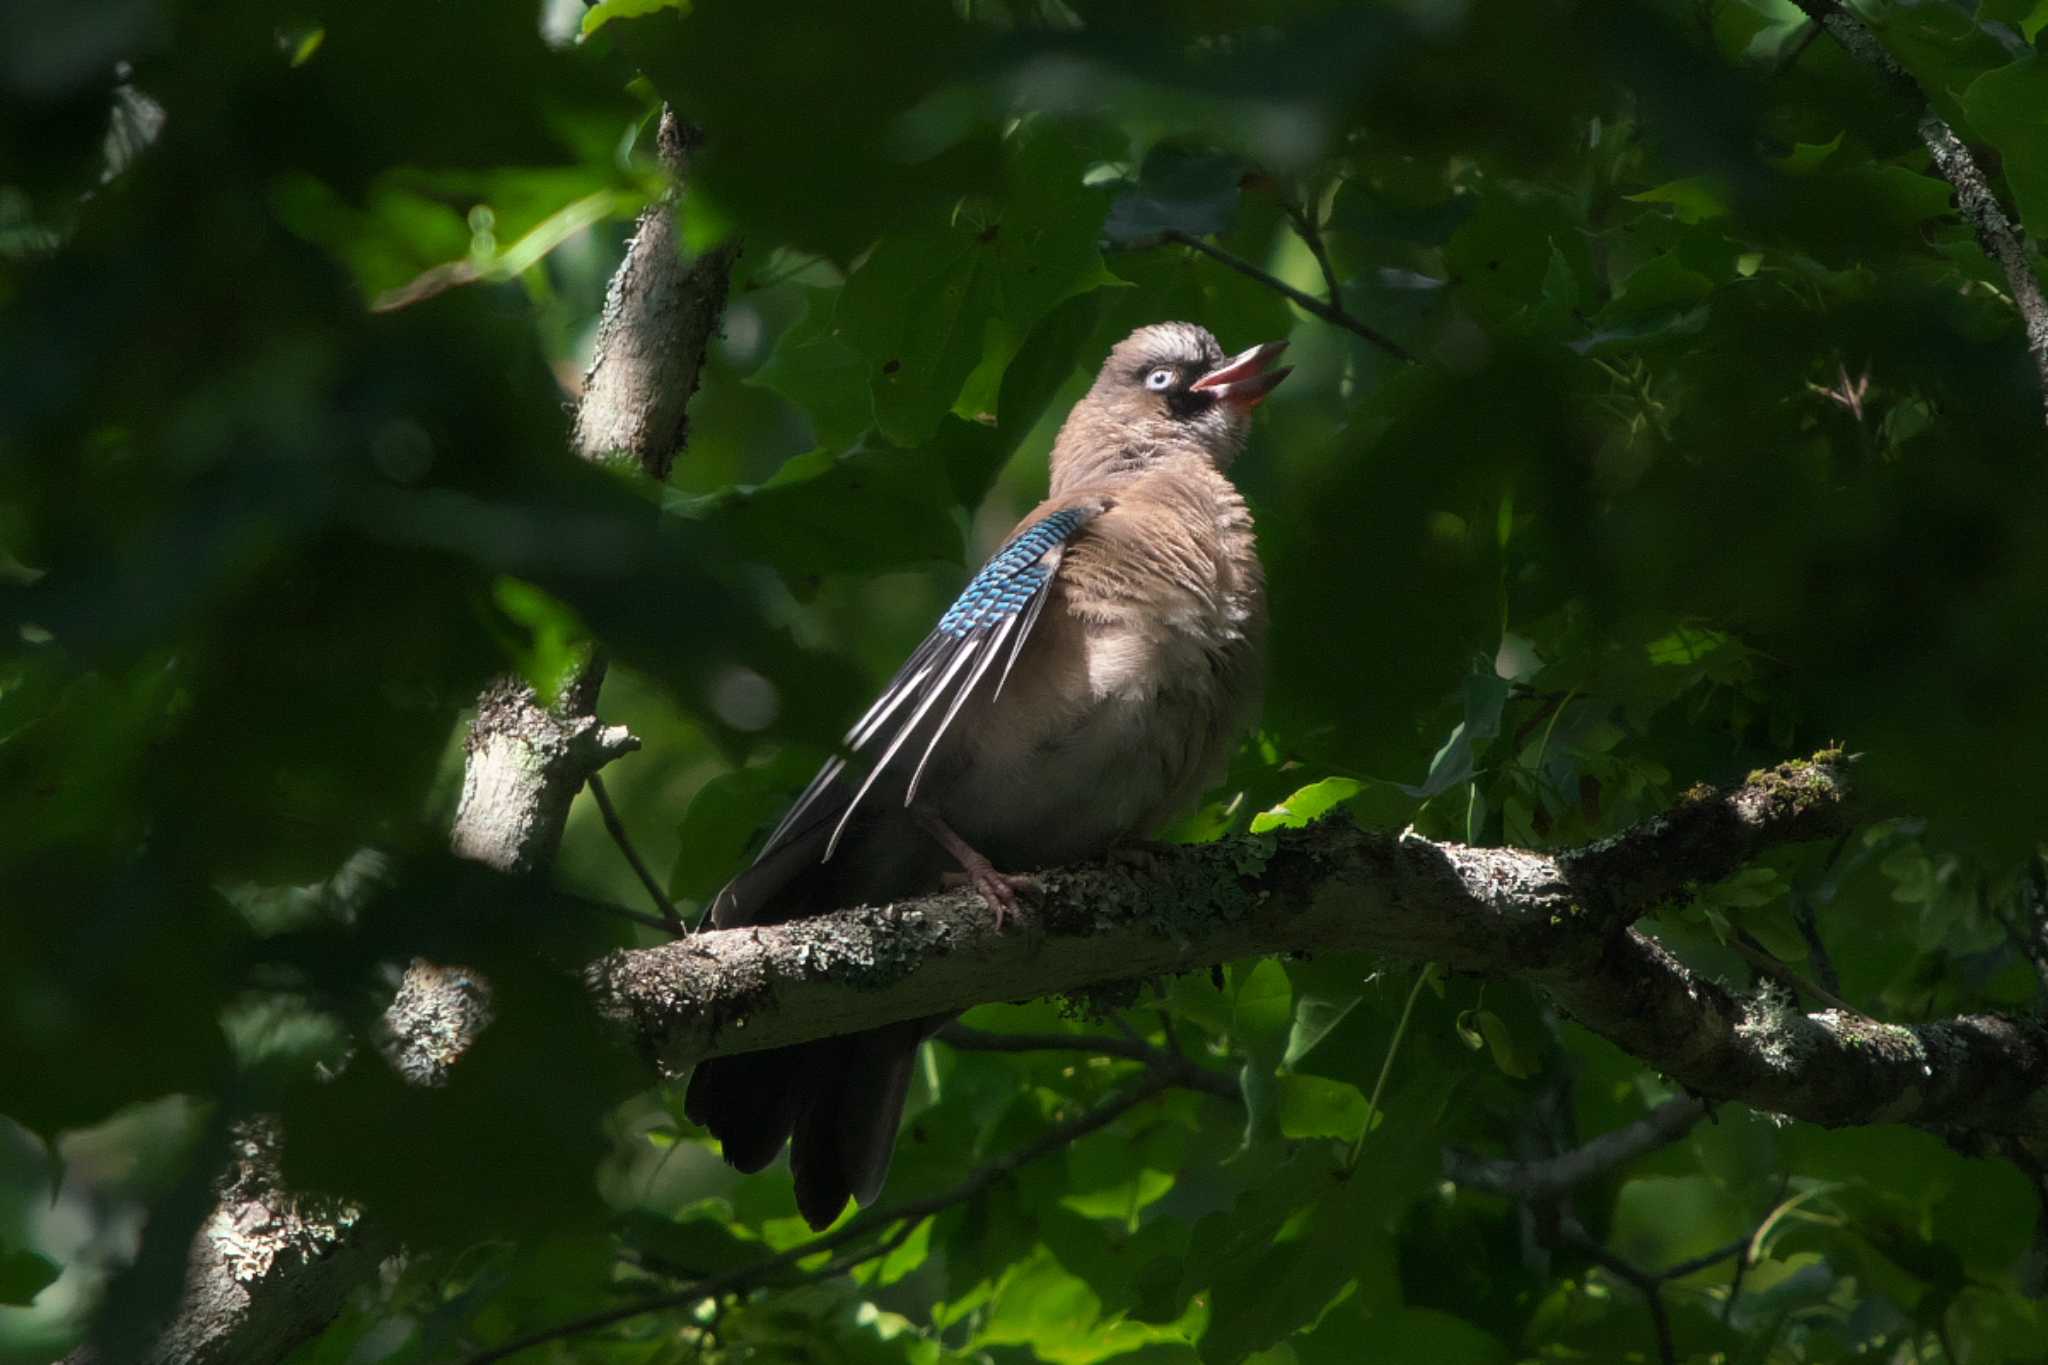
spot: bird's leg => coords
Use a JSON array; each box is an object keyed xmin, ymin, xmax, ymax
[{"xmin": 911, "ymin": 805, "xmax": 1034, "ymax": 930}]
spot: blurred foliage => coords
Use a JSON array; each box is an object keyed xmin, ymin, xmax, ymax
[{"xmin": 4, "ymin": 0, "xmax": 2048, "ymax": 1362}]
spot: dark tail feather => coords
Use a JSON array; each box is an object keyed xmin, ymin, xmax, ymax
[
  {"xmin": 788, "ymin": 1023, "xmax": 923, "ymax": 1229},
  {"xmin": 683, "ymin": 1046, "xmax": 806, "ymax": 1174}
]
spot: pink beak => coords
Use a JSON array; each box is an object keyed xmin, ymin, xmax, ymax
[{"xmin": 1189, "ymin": 340, "xmax": 1292, "ymax": 409}]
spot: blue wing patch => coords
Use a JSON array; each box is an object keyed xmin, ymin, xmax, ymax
[
  {"xmin": 936, "ymin": 507, "xmax": 1090, "ymax": 639},
  {"xmin": 755, "ymin": 503, "xmax": 1101, "ymax": 868}
]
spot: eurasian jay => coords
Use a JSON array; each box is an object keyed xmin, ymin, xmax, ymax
[{"xmin": 685, "ymin": 322, "xmax": 1290, "ymax": 1228}]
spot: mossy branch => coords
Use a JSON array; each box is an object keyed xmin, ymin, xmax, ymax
[{"xmin": 592, "ymin": 752, "xmax": 2045, "ymax": 1138}]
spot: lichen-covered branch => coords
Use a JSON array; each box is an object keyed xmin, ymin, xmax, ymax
[
  {"xmin": 61, "ymin": 1121, "xmax": 387, "ymax": 1365},
  {"xmin": 593, "ymin": 753, "xmax": 2039, "ymax": 1139},
  {"xmin": 445, "ymin": 670, "xmax": 638, "ymax": 877},
  {"xmin": 570, "ymin": 111, "xmax": 737, "ymax": 481},
  {"xmin": 1788, "ymin": 0, "xmax": 2048, "ymax": 427}
]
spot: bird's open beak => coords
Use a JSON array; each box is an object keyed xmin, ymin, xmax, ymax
[{"xmin": 1189, "ymin": 340, "xmax": 1292, "ymax": 409}]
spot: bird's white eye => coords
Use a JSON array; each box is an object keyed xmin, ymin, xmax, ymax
[{"xmin": 1145, "ymin": 366, "xmax": 1176, "ymax": 391}]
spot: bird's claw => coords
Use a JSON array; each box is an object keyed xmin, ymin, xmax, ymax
[{"xmin": 941, "ymin": 867, "xmax": 1037, "ymax": 931}]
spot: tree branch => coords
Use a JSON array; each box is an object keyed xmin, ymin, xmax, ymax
[
  {"xmin": 590, "ymin": 753, "xmax": 2040, "ymax": 1140},
  {"xmin": 1159, "ymin": 227, "xmax": 1419, "ymax": 364},
  {"xmin": 1443, "ymin": 1096, "xmax": 1708, "ymax": 1202},
  {"xmin": 571, "ymin": 110, "xmax": 738, "ymax": 481},
  {"xmin": 1786, "ymin": 0, "xmax": 2048, "ymax": 427},
  {"xmin": 1279, "ymin": 191, "xmax": 1345, "ymax": 314}
]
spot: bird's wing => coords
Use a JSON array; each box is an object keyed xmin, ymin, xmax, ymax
[{"xmin": 753, "ymin": 498, "xmax": 1106, "ymax": 869}]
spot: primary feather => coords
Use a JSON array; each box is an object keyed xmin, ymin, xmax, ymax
[{"xmin": 759, "ymin": 502, "xmax": 1104, "ymax": 865}]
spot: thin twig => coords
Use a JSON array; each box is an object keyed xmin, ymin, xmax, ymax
[
  {"xmin": 938, "ymin": 1022, "xmax": 1238, "ymax": 1100},
  {"xmin": 1559, "ymin": 1215, "xmax": 1756, "ymax": 1365},
  {"xmin": 777, "ymin": 1214, "xmax": 924, "ymax": 1291},
  {"xmin": 1347, "ymin": 964, "xmax": 1433, "ymax": 1171},
  {"xmin": 585, "ymin": 897, "xmax": 684, "ymax": 935},
  {"xmin": 1158, "ymin": 1009, "xmax": 1184, "ymax": 1058},
  {"xmin": 1160, "ymin": 228, "xmax": 1419, "ymax": 364},
  {"xmin": 459, "ymin": 1074, "xmax": 1178, "ymax": 1364},
  {"xmin": 1790, "ymin": 890, "xmax": 1843, "ymax": 996},
  {"xmin": 1728, "ymin": 932, "xmax": 1860, "ymax": 1016},
  {"xmin": 1280, "ymin": 191, "xmax": 1345, "ymax": 313},
  {"xmin": 587, "ymin": 772, "xmax": 684, "ymax": 932},
  {"xmin": 1444, "ymin": 1096, "xmax": 1708, "ymax": 1202},
  {"xmin": 1563, "ymin": 1225, "xmax": 1678, "ymax": 1365},
  {"xmin": 1772, "ymin": 17, "xmax": 1825, "ymax": 74},
  {"xmin": 1722, "ymin": 1229, "xmax": 1754, "ymax": 1324},
  {"xmin": 1657, "ymin": 1234, "xmax": 1753, "ymax": 1283}
]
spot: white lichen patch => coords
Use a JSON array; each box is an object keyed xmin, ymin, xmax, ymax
[{"xmin": 1734, "ymin": 982, "xmax": 1809, "ymax": 1074}]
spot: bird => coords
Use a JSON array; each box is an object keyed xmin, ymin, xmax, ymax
[{"xmin": 684, "ymin": 322, "xmax": 1289, "ymax": 1229}]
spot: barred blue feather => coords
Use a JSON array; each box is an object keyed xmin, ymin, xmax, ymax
[
  {"xmin": 750, "ymin": 503, "xmax": 1101, "ymax": 869},
  {"xmin": 936, "ymin": 507, "xmax": 1089, "ymax": 638}
]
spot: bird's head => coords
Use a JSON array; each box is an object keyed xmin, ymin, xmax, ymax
[{"xmin": 1055, "ymin": 323, "xmax": 1292, "ymax": 486}]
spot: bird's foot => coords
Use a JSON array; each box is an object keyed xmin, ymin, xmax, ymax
[
  {"xmin": 940, "ymin": 865, "xmax": 1038, "ymax": 930},
  {"xmin": 912, "ymin": 803, "xmax": 1035, "ymax": 931}
]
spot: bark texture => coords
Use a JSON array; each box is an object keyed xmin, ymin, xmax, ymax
[
  {"xmin": 569, "ymin": 111, "xmax": 738, "ymax": 480},
  {"xmin": 589, "ymin": 755, "xmax": 2044, "ymax": 1139},
  {"xmin": 63, "ymin": 1122, "xmax": 385, "ymax": 1365}
]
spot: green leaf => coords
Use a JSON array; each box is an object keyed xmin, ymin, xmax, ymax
[
  {"xmin": 1353, "ymin": 1307, "xmax": 1510, "ymax": 1364},
  {"xmin": 1964, "ymin": 55, "xmax": 2048, "ymax": 237},
  {"xmin": 1275, "ymin": 1074, "xmax": 1369, "ymax": 1141},
  {"xmin": 1232, "ymin": 960, "xmax": 1295, "ymax": 1062},
  {"xmin": 1167, "ymin": 969, "xmax": 1236, "ymax": 1039},
  {"xmin": 671, "ymin": 435, "xmax": 964, "ymax": 586},
  {"xmin": 836, "ymin": 120, "xmax": 1122, "ymax": 446},
  {"xmin": 1198, "ymin": 1078, "xmax": 1446, "ymax": 1364},
  {"xmin": 1604, "ymin": 255, "xmax": 1716, "ymax": 319},
  {"xmin": 1647, "ymin": 624, "xmax": 1734, "ymax": 666},
  {"xmin": 490, "ymin": 578, "xmax": 589, "ymax": 704},
  {"xmin": 1103, "ymin": 143, "xmax": 1244, "ymax": 245},
  {"xmin": 1867, "ymin": 1, "xmax": 2013, "ymax": 114},
  {"xmin": 1836, "ymin": 165, "xmax": 1957, "ymax": 230},
  {"xmin": 1401, "ymin": 667, "xmax": 1509, "ymax": 799},
  {"xmin": 749, "ymin": 287, "xmax": 874, "ymax": 451},
  {"xmin": 614, "ymin": 1203, "xmax": 781, "ymax": 1282},
  {"xmin": 1625, "ymin": 175, "xmax": 1730, "ymax": 224},
  {"xmin": 1612, "ymin": 1175, "xmax": 1751, "ymax": 1271},
  {"xmin": 1283, "ymin": 992, "xmax": 1362, "ymax": 1069},
  {"xmin": 668, "ymin": 752, "xmax": 821, "ymax": 901},
  {"xmin": 1330, "ymin": 175, "xmax": 1475, "ymax": 246},
  {"xmin": 1470, "ymin": 1009, "xmax": 1539, "ymax": 1080},
  {"xmin": 582, "ymin": 0, "xmax": 689, "ymax": 36},
  {"xmin": 1773, "ymin": 132, "xmax": 1844, "ymax": 175},
  {"xmin": 1250, "ymin": 776, "xmax": 1362, "ymax": 833},
  {"xmin": 0, "ymin": 1247, "xmax": 60, "ymax": 1307}
]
